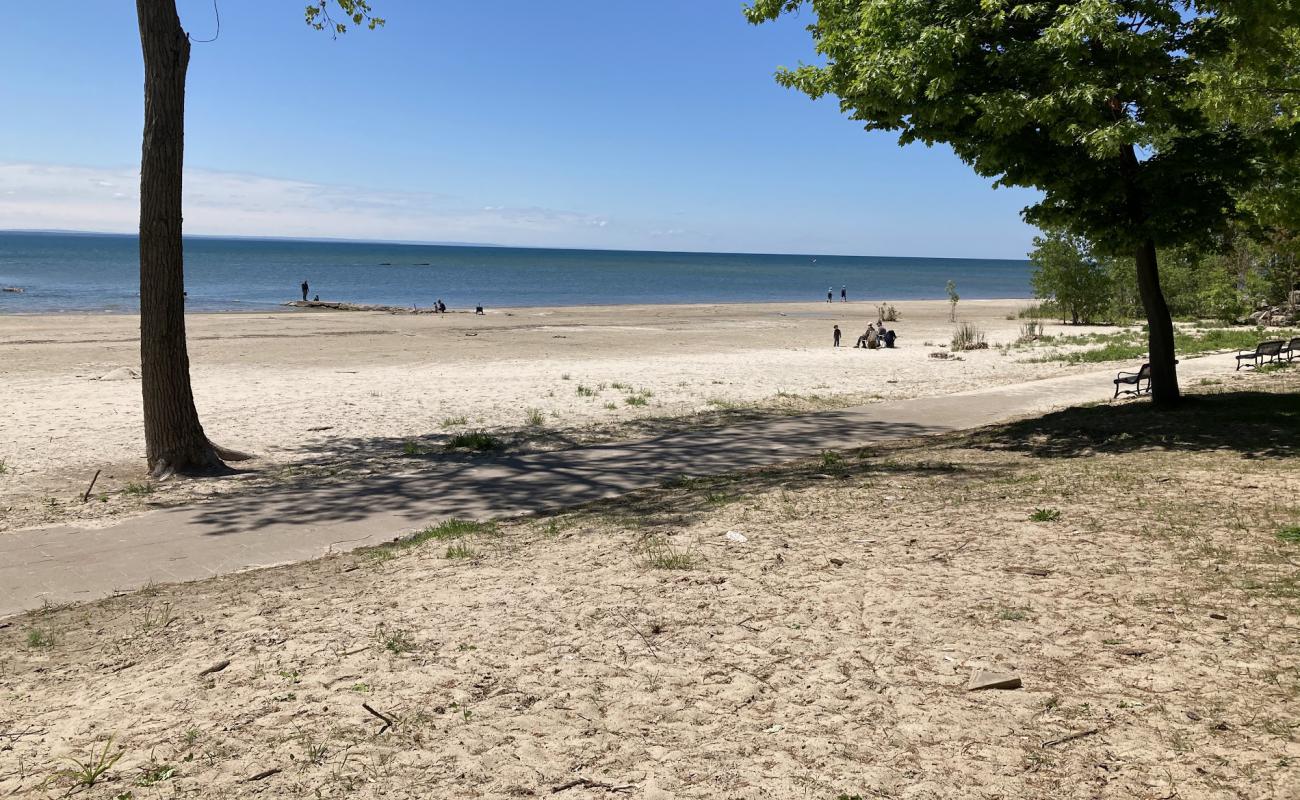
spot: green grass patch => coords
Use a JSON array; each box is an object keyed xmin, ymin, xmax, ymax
[
  {"xmin": 123, "ymin": 482, "xmax": 154, "ymax": 496},
  {"xmin": 624, "ymin": 394, "xmax": 649, "ymax": 406},
  {"xmin": 1029, "ymin": 508, "xmax": 1062, "ymax": 522},
  {"xmin": 1278, "ymin": 526, "xmax": 1300, "ymax": 544},
  {"xmin": 1028, "ymin": 327, "xmax": 1300, "ymax": 364},
  {"xmin": 445, "ymin": 431, "xmax": 503, "ymax": 451},
  {"xmin": 524, "ymin": 407, "xmax": 545, "ymax": 427},
  {"xmin": 444, "ymin": 542, "xmax": 478, "ymax": 560},
  {"xmin": 441, "ymin": 415, "xmax": 468, "ymax": 427},
  {"xmin": 576, "ymin": 384, "xmax": 598, "ymax": 397},
  {"xmin": 404, "ymin": 518, "xmax": 496, "ymax": 547}
]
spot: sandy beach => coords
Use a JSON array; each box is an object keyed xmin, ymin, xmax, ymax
[{"xmin": 0, "ymin": 299, "xmax": 1120, "ymax": 531}]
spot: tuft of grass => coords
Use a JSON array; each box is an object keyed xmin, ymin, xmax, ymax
[
  {"xmin": 136, "ymin": 602, "xmax": 175, "ymax": 633},
  {"xmin": 624, "ymin": 393, "xmax": 649, "ymax": 407},
  {"xmin": 26, "ymin": 628, "xmax": 55, "ymax": 649},
  {"xmin": 445, "ymin": 431, "xmax": 503, "ymax": 451},
  {"xmin": 375, "ymin": 625, "xmax": 416, "ymax": 654},
  {"xmin": 952, "ymin": 322, "xmax": 988, "ymax": 351},
  {"xmin": 1029, "ymin": 508, "xmax": 1062, "ymax": 522},
  {"xmin": 820, "ymin": 450, "xmax": 846, "ymax": 471},
  {"xmin": 560, "ymin": 373, "xmax": 571, "ymax": 380},
  {"xmin": 603, "ymin": 402, "xmax": 618, "ymax": 410},
  {"xmin": 445, "ymin": 542, "xmax": 478, "ymax": 560},
  {"xmin": 524, "ymin": 407, "xmax": 545, "ymax": 427},
  {"xmin": 576, "ymin": 384, "xmax": 598, "ymax": 397},
  {"xmin": 123, "ymin": 482, "xmax": 153, "ymax": 496},
  {"xmin": 441, "ymin": 415, "xmax": 468, "ymax": 427},
  {"xmin": 1278, "ymin": 526, "xmax": 1300, "ymax": 544},
  {"xmin": 997, "ymin": 607, "xmax": 1031, "ymax": 622},
  {"xmin": 642, "ymin": 536, "xmax": 694, "ymax": 570},
  {"xmin": 1018, "ymin": 320, "xmax": 1044, "ymax": 343},
  {"xmin": 136, "ymin": 762, "xmax": 177, "ymax": 787},
  {"xmin": 406, "ymin": 518, "xmax": 496, "ymax": 546},
  {"xmin": 0, "ymin": 458, "xmax": 7, "ymax": 475},
  {"xmin": 52, "ymin": 736, "xmax": 123, "ymax": 790},
  {"xmin": 610, "ymin": 381, "xmax": 629, "ymax": 390},
  {"xmin": 402, "ymin": 440, "xmax": 423, "ymax": 457}
]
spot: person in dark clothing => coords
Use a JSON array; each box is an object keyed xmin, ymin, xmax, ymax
[
  {"xmin": 884, "ymin": 329, "xmax": 897, "ymax": 348},
  {"xmin": 841, "ymin": 285, "xmax": 847, "ymax": 302},
  {"xmin": 833, "ymin": 325, "xmax": 841, "ymax": 347},
  {"xmin": 301, "ymin": 280, "xmax": 309, "ymax": 301},
  {"xmin": 475, "ymin": 304, "xmax": 485, "ymax": 315}
]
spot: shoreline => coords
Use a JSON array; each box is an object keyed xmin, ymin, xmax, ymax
[{"xmin": 0, "ymin": 296, "xmax": 1037, "ymax": 318}]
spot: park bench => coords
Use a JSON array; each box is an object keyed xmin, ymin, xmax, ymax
[
  {"xmin": 1113, "ymin": 363, "xmax": 1151, "ymax": 398},
  {"xmin": 1235, "ymin": 339, "xmax": 1285, "ymax": 370},
  {"xmin": 1285, "ymin": 336, "xmax": 1300, "ymax": 362}
]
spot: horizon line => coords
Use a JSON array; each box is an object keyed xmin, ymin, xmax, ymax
[{"xmin": 0, "ymin": 228, "xmax": 1032, "ymax": 263}]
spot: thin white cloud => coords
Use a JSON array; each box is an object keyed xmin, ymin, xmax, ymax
[{"xmin": 0, "ymin": 162, "xmax": 612, "ymax": 246}]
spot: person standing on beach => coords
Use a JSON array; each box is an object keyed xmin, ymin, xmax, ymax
[
  {"xmin": 833, "ymin": 325, "xmax": 842, "ymax": 347},
  {"xmin": 841, "ymin": 285, "xmax": 847, "ymax": 302},
  {"xmin": 301, "ymin": 280, "xmax": 309, "ymax": 301},
  {"xmin": 827, "ymin": 287, "xmax": 833, "ymax": 303}
]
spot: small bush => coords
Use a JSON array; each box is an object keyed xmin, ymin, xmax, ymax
[
  {"xmin": 576, "ymin": 384, "xmax": 598, "ymax": 397},
  {"xmin": 446, "ymin": 431, "xmax": 503, "ymax": 451},
  {"xmin": 1018, "ymin": 320, "xmax": 1044, "ymax": 343},
  {"xmin": 604, "ymin": 402, "xmax": 618, "ymax": 410},
  {"xmin": 524, "ymin": 407, "xmax": 545, "ymax": 427},
  {"xmin": 951, "ymin": 322, "xmax": 988, "ymax": 351},
  {"xmin": 1029, "ymin": 508, "xmax": 1061, "ymax": 522},
  {"xmin": 441, "ymin": 415, "xmax": 468, "ymax": 427},
  {"xmin": 876, "ymin": 303, "xmax": 899, "ymax": 322},
  {"xmin": 26, "ymin": 628, "xmax": 55, "ymax": 649},
  {"xmin": 625, "ymin": 394, "xmax": 648, "ymax": 407}
]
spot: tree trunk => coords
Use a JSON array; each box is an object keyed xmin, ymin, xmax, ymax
[
  {"xmin": 1134, "ymin": 238, "xmax": 1180, "ymax": 404},
  {"xmin": 137, "ymin": 0, "xmax": 224, "ymax": 476},
  {"xmin": 1120, "ymin": 144, "xmax": 1180, "ymax": 405}
]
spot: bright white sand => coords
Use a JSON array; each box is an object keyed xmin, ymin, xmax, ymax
[{"xmin": 0, "ymin": 299, "xmax": 1115, "ymax": 530}]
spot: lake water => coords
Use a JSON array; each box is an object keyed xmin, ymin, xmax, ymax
[{"xmin": 0, "ymin": 232, "xmax": 1032, "ymax": 313}]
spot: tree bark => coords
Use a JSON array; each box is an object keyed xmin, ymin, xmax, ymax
[
  {"xmin": 1121, "ymin": 144, "xmax": 1180, "ymax": 405},
  {"xmin": 137, "ymin": 0, "xmax": 224, "ymax": 476}
]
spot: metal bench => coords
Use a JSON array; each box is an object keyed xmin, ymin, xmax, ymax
[
  {"xmin": 1235, "ymin": 339, "xmax": 1285, "ymax": 370},
  {"xmin": 1113, "ymin": 363, "xmax": 1151, "ymax": 397},
  {"xmin": 1284, "ymin": 336, "xmax": 1300, "ymax": 362}
]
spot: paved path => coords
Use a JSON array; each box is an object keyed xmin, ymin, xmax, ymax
[{"xmin": 0, "ymin": 355, "xmax": 1233, "ymax": 618}]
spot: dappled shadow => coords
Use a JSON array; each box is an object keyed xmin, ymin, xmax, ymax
[
  {"xmin": 971, "ymin": 391, "xmax": 1300, "ymax": 459},
  {"xmin": 186, "ymin": 409, "xmax": 942, "ymax": 537}
]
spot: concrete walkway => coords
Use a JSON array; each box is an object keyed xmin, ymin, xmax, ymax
[{"xmin": 0, "ymin": 354, "xmax": 1233, "ymax": 618}]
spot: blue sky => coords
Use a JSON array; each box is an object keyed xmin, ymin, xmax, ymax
[{"xmin": 0, "ymin": 1, "xmax": 1040, "ymax": 258}]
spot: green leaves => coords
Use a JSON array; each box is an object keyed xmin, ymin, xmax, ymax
[
  {"xmin": 304, "ymin": 1, "xmax": 385, "ymax": 37},
  {"xmin": 746, "ymin": 0, "xmax": 1296, "ymax": 253}
]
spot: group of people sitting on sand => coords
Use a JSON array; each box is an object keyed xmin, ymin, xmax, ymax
[{"xmin": 832, "ymin": 320, "xmax": 896, "ymax": 349}]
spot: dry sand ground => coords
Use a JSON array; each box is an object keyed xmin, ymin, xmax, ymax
[
  {"xmin": 0, "ymin": 299, "xmax": 1116, "ymax": 532},
  {"xmin": 1, "ymin": 367, "xmax": 1297, "ymax": 799}
]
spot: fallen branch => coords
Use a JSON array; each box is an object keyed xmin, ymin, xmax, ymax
[
  {"xmin": 362, "ymin": 702, "xmax": 395, "ymax": 734},
  {"xmin": 1042, "ymin": 727, "xmax": 1101, "ymax": 748},
  {"xmin": 552, "ymin": 777, "xmax": 634, "ymax": 794},
  {"xmin": 82, "ymin": 469, "xmax": 101, "ymax": 503},
  {"xmin": 245, "ymin": 767, "xmax": 282, "ymax": 782},
  {"xmin": 198, "ymin": 659, "xmax": 231, "ymax": 677}
]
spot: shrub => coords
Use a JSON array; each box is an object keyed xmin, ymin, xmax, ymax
[{"xmin": 951, "ymin": 322, "xmax": 988, "ymax": 351}]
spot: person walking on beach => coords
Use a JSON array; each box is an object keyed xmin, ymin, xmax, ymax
[
  {"xmin": 841, "ymin": 285, "xmax": 847, "ymax": 302},
  {"xmin": 833, "ymin": 325, "xmax": 841, "ymax": 347},
  {"xmin": 827, "ymin": 287, "xmax": 833, "ymax": 303},
  {"xmin": 301, "ymin": 280, "xmax": 309, "ymax": 301}
]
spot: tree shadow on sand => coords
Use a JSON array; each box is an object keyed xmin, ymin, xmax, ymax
[
  {"xmin": 969, "ymin": 391, "xmax": 1300, "ymax": 459},
  {"xmin": 185, "ymin": 411, "xmax": 944, "ymax": 537}
]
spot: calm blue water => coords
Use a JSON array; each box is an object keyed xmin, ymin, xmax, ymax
[{"xmin": 0, "ymin": 232, "xmax": 1032, "ymax": 313}]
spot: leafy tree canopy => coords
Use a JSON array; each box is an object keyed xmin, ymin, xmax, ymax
[
  {"xmin": 305, "ymin": 1, "xmax": 384, "ymax": 36},
  {"xmin": 744, "ymin": 1, "xmax": 1299, "ymax": 254}
]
